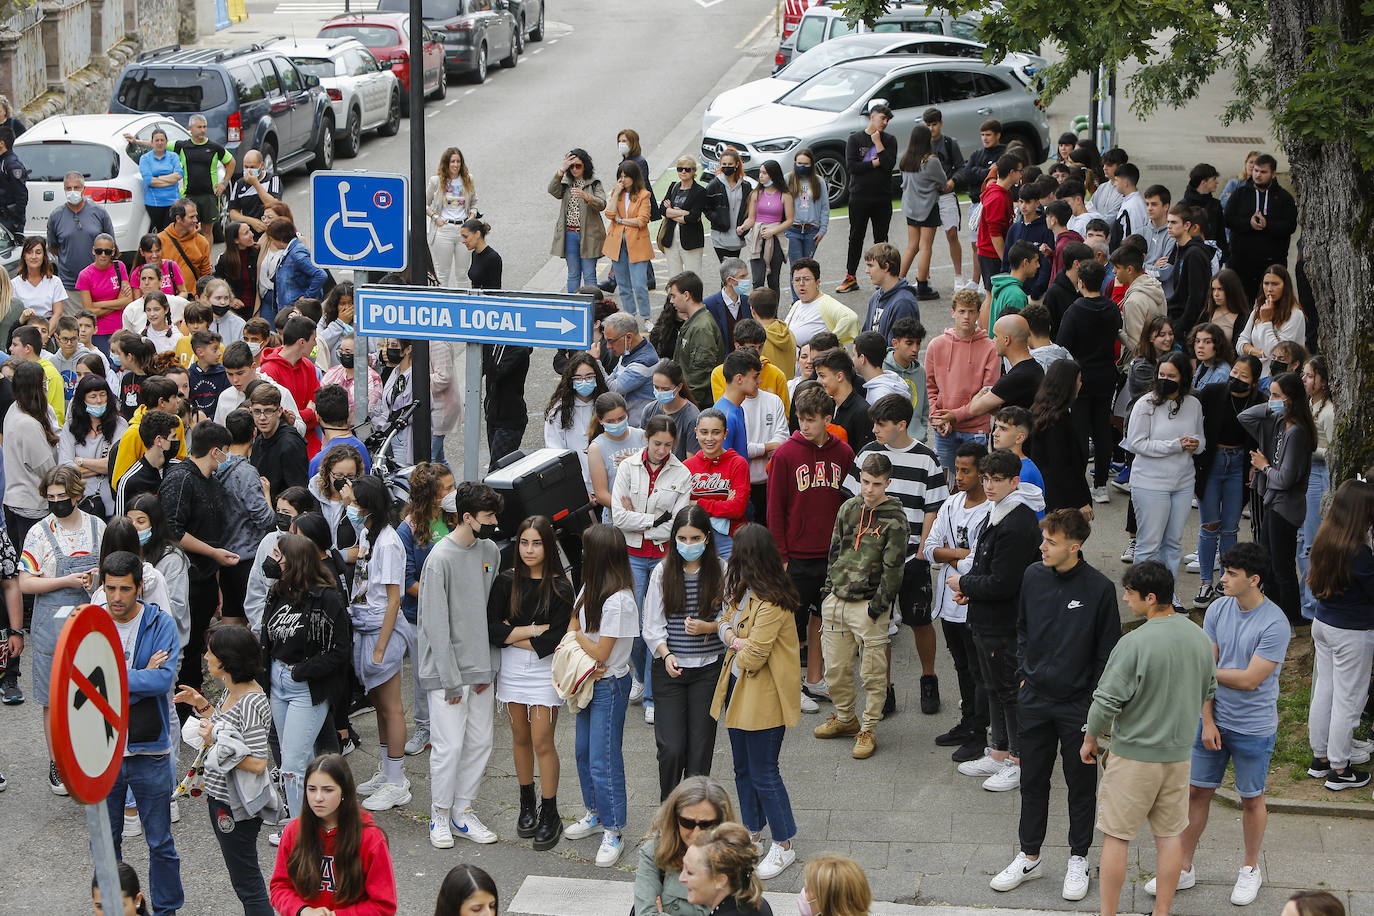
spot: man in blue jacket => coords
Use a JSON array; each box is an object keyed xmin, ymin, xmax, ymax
[
  {"xmin": 703, "ymin": 257, "xmax": 752, "ymax": 350},
  {"xmin": 102, "ymin": 551, "xmax": 184, "ymax": 916},
  {"xmin": 600, "ymin": 312, "xmax": 659, "ymax": 420}
]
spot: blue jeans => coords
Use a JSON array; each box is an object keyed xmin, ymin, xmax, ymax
[
  {"xmin": 575, "ymin": 673, "xmax": 631, "ymax": 830},
  {"xmin": 564, "ymin": 230, "xmax": 599, "ymax": 293},
  {"xmin": 1132, "ymin": 485, "xmax": 1193, "ymax": 589},
  {"xmin": 934, "ymin": 430, "xmax": 988, "ymax": 484},
  {"xmin": 431, "ymin": 435, "xmax": 448, "ymax": 465},
  {"xmin": 1298, "ymin": 458, "xmax": 1330, "ymax": 619},
  {"xmin": 270, "ymin": 659, "xmax": 331, "ymax": 818},
  {"xmin": 107, "ymin": 753, "xmax": 183, "ymax": 916},
  {"xmin": 628, "ymin": 553, "xmax": 662, "ymax": 706},
  {"xmin": 785, "ymin": 225, "xmax": 821, "ymax": 264},
  {"xmin": 1198, "ymin": 448, "xmax": 1247, "ymax": 584},
  {"xmin": 728, "ymin": 720, "xmax": 797, "ymax": 843},
  {"xmin": 612, "ymin": 239, "xmax": 651, "ymax": 321}
]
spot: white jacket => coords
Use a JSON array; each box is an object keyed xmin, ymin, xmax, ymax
[
  {"xmin": 610, "ymin": 449, "xmax": 693, "ymax": 549},
  {"xmin": 922, "ymin": 491, "xmax": 993, "ymax": 624},
  {"xmin": 740, "ymin": 390, "xmax": 789, "ymax": 484}
]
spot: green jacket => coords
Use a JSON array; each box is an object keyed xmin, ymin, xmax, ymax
[
  {"xmin": 1087, "ymin": 613, "xmax": 1217, "ymax": 763},
  {"xmin": 989, "ymin": 273, "xmax": 1027, "ymax": 327},
  {"xmin": 823, "ymin": 494, "xmax": 909, "ymax": 619},
  {"xmin": 675, "ymin": 306, "xmax": 723, "ymax": 407}
]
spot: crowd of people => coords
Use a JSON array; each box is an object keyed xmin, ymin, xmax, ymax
[{"xmin": 0, "ymin": 110, "xmax": 1361, "ymax": 916}]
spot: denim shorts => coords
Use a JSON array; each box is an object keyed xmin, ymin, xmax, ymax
[{"xmin": 1189, "ymin": 724, "xmax": 1275, "ymax": 797}]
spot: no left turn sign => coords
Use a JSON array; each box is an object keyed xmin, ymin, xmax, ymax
[{"xmin": 49, "ymin": 604, "xmax": 128, "ymax": 804}]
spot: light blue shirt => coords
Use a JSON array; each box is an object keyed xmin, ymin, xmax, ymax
[
  {"xmin": 139, "ymin": 150, "xmax": 183, "ymax": 207},
  {"xmin": 1203, "ymin": 595, "xmax": 1291, "ymax": 735}
]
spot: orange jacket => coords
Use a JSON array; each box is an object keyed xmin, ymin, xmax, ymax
[{"xmin": 602, "ymin": 188, "xmax": 653, "ymax": 263}]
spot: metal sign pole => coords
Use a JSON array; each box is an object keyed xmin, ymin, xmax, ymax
[
  {"xmin": 463, "ymin": 341, "xmax": 482, "ymax": 482},
  {"xmin": 353, "ymin": 270, "xmax": 374, "ymax": 430},
  {"xmin": 86, "ymin": 796, "xmax": 122, "ymax": 914},
  {"xmin": 409, "ymin": 0, "xmax": 432, "ymax": 466}
]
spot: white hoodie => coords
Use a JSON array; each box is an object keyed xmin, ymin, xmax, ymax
[{"xmin": 863, "ymin": 369, "xmax": 913, "ymax": 406}]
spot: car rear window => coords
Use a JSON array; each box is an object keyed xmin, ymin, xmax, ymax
[
  {"xmin": 115, "ymin": 67, "xmax": 229, "ymax": 113},
  {"xmin": 379, "ymin": 0, "xmax": 460, "ymax": 17},
  {"xmin": 794, "ymin": 16, "xmax": 827, "ymax": 53},
  {"xmin": 292, "ymin": 57, "xmax": 337, "ymax": 81},
  {"xmin": 319, "ymin": 25, "xmax": 399, "ymax": 49},
  {"xmin": 20, "ymin": 142, "xmax": 120, "ymax": 182}
]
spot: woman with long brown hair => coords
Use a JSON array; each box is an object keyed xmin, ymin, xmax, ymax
[
  {"xmin": 710, "ymin": 523, "xmax": 801, "ymax": 880},
  {"xmin": 398, "ymin": 461, "xmax": 455, "ymax": 756},
  {"xmin": 1304, "ymin": 480, "xmax": 1374, "ymax": 790},
  {"xmin": 1201, "ymin": 268, "xmax": 1249, "ymax": 351},
  {"xmin": 427, "ymin": 146, "xmax": 479, "ymax": 287},
  {"xmin": 487, "ymin": 515, "xmax": 574, "ymax": 849},
  {"xmin": 1237, "ymin": 264, "xmax": 1306, "ymax": 379},
  {"xmin": 635, "ymin": 776, "xmax": 737, "ymax": 916},
  {"xmin": 898, "ymin": 122, "xmax": 946, "ymax": 296},
  {"xmin": 679, "ymin": 823, "xmax": 772, "ymax": 916},
  {"xmin": 1298, "ymin": 355, "xmax": 1334, "ymax": 619},
  {"xmin": 604, "ymin": 160, "xmax": 654, "ymax": 324},
  {"xmin": 270, "ymin": 753, "xmax": 397, "ymax": 916}
]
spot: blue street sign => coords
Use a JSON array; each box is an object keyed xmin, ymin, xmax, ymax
[
  {"xmin": 356, "ymin": 286, "xmax": 593, "ymax": 349},
  {"xmin": 311, "ymin": 170, "xmax": 409, "ymax": 272}
]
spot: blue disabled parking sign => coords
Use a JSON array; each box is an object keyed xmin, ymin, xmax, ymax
[{"xmin": 311, "ymin": 171, "xmax": 409, "ymax": 272}]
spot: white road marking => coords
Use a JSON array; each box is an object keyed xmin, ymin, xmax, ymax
[
  {"xmin": 532, "ymin": 47, "xmax": 544, "ymax": 54},
  {"xmin": 445, "ymin": 99, "xmax": 457, "ymax": 107},
  {"xmin": 465, "ymin": 88, "xmax": 477, "ymax": 95},
  {"xmin": 694, "ymin": 0, "xmax": 725, "ymax": 7}
]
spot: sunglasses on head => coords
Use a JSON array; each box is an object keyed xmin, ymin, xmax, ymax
[{"xmin": 677, "ymin": 815, "xmax": 720, "ymax": 831}]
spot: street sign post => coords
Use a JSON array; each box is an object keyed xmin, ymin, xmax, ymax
[
  {"xmin": 49, "ymin": 603, "xmax": 129, "ymax": 916},
  {"xmin": 356, "ymin": 285, "xmax": 594, "ymax": 480},
  {"xmin": 310, "ymin": 171, "xmax": 410, "ymax": 272}
]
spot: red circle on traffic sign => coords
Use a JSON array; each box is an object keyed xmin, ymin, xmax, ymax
[
  {"xmin": 373, "ymin": 190, "xmax": 392, "ymax": 209},
  {"xmin": 49, "ymin": 604, "xmax": 128, "ymax": 804}
]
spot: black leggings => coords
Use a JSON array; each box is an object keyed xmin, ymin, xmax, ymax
[
  {"xmin": 846, "ymin": 195, "xmax": 892, "ymax": 277},
  {"xmin": 1075, "ymin": 389, "xmax": 1116, "ymax": 488},
  {"xmin": 1263, "ymin": 509, "xmax": 1302, "ymax": 624}
]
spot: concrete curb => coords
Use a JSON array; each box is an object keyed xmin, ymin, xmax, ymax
[{"xmin": 1214, "ymin": 785, "xmax": 1374, "ymax": 819}]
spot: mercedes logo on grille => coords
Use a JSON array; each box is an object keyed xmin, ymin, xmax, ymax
[{"xmin": 715, "ymin": 141, "xmax": 729, "ymax": 160}]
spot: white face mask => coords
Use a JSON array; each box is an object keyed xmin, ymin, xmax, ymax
[
  {"xmin": 617, "ymin": 141, "xmax": 630, "ymax": 157},
  {"xmin": 245, "ymin": 167, "xmax": 259, "ymax": 179},
  {"xmin": 65, "ymin": 190, "xmax": 83, "ymax": 206},
  {"xmin": 441, "ymin": 490, "xmax": 457, "ymax": 513}
]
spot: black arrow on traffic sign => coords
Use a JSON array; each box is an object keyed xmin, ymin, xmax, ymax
[{"xmin": 73, "ymin": 665, "xmax": 116, "ymax": 742}]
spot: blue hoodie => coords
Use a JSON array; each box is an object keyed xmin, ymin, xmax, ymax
[
  {"xmin": 863, "ymin": 278, "xmax": 920, "ymax": 343},
  {"xmin": 122, "ymin": 600, "xmax": 181, "ymax": 755},
  {"xmin": 1004, "ymin": 215, "xmax": 1054, "ymax": 299}
]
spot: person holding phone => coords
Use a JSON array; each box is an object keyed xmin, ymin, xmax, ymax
[{"xmin": 550, "ymin": 149, "xmax": 607, "ymax": 292}]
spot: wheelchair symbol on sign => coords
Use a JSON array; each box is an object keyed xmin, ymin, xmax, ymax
[{"xmin": 323, "ymin": 181, "xmax": 396, "ymax": 262}]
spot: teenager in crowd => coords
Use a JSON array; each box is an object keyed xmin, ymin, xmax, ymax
[
  {"xmin": 635, "ymin": 776, "xmax": 736, "ymax": 916},
  {"xmin": 588, "ymin": 392, "xmax": 647, "ymax": 522},
  {"xmin": 487, "ymin": 515, "xmax": 574, "ymax": 850},
  {"xmin": 91, "ymin": 862, "xmax": 151, "ymax": 916},
  {"xmin": 1114, "ymin": 315, "xmax": 1178, "ymax": 562},
  {"xmin": 544, "ymin": 353, "xmax": 609, "ymax": 497},
  {"xmin": 398, "ymin": 462, "xmax": 455, "ymax": 756},
  {"xmin": 1027, "ymin": 359, "xmax": 1092, "ymax": 514},
  {"xmin": 1237, "ymin": 264, "xmax": 1306, "ymax": 381},
  {"xmin": 684, "ymin": 409, "xmax": 750, "ymax": 560},
  {"xmin": 1297, "ymin": 355, "xmax": 1333, "ymax": 619},
  {"xmin": 1190, "ymin": 321, "xmax": 1234, "ymax": 390},
  {"xmin": 742, "ymin": 159, "xmax": 794, "ymax": 293},
  {"xmin": 640, "ymin": 360, "xmax": 700, "ymax": 460},
  {"xmin": 59, "ymin": 373, "xmax": 127, "ymax": 519}
]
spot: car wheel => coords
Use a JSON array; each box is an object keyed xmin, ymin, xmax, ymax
[
  {"xmin": 516, "ymin": 17, "xmax": 525, "ymax": 53},
  {"xmin": 1002, "ymin": 128, "xmax": 1042, "ymax": 163},
  {"xmin": 530, "ymin": 2, "xmax": 545, "ymax": 41},
  {"xmin": 340, "ymin": 107, "xmax": 362, "ymax": 158},
  {"xmin": 261, "ymin": 139, "xmax": 278, "ymax": 177},
  {"xmin": 814, "ymin": 149, "xmax": 849, "ymax": 208},
  {"xmin": 471, "ymin": 43, "xmax": 487, "ymax": 83},
  {"xmin": 379, "ymin": 90, "xmax": 401, "ymax": 136},
  {"xmin": 310, "ymin": 118, "xmax": 335, "ymax": 171},
  {"xmin": 428, "ymin": 67, "xmax": 447, "ymax": 99},
  {"xmin": 501, "ymin": 34, "xmax": 519, "ymax": 68}
]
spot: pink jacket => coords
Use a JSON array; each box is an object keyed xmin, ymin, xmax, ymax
[{"xmin": 925, "ymin": 326, "xmax": 999, "ymax": 434}]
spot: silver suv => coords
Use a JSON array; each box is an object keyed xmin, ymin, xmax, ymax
[
  {"xmin": 776, "ymin": 1, "xmax": 985, "ymax": 70},
  {"xmin": 700, "ymin": 55, "xmax": 1050, "ymax": 207}
]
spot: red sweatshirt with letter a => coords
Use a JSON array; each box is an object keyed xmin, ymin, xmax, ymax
[
  {"xmin": 685, "ymin": 448, "xmax": 751, "ymax": 537},
  {"xmin": 766, "ymin": 430, "xmax": 854, "ymax": 563},
  {"xmin": 270, "ymin": 811, "xmax": 398, "ymax": 916}
]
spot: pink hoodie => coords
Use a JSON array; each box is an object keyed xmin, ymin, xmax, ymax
[{"xmin": 925, "ymin": 326, "xmax": 999, "ymax": 434}]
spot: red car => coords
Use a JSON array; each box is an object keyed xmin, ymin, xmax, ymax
[{"xmin": 318, "ymin": 12, "xmax": 446, "ymax": 115}]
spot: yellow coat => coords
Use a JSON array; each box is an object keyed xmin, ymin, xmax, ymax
[
  {"xmin": 710, "ymin": 592, "xmax": 801, "ymax": 731},
  {"xmin": 709, "ymin": 358, "xmax": 790, "ymax": 414}
]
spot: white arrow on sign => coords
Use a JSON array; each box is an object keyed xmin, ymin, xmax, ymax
[{"xmin": 535, "ymin": 317, "xmax": 576, "ymax": 334}]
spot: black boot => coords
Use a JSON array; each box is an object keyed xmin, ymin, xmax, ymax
[
  {"xmin": 915, "ymin": 280, "xmax": 940, "ymax": 301},
  {"xmin": 533, "ymin": 795, "xmax": 562, "ymax": 851},
  {"xmin": 517, "ymin": 783, "xmax": 538, "ymax": 838}
]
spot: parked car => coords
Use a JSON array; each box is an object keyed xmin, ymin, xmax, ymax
[
  {"xmin": 707, "ymin": 33, "xmax": 1043, "ymax": 135},
  {"xmin": 699, "ymin": 56, "xmax": 1051, "ymax": 207},
  {"xmin": 776, "ymin": 0, "xmax": 986, "ymax": 69},
  {"xmin": 110, "ymin": 43, "xmax": 335, "ymax": 179},
  {"xmin": 17, "ymin": 113, "xmax": 191, "ymax": 252},
  {"xmin": 510, "ymin": 0, "xmax": 546, "ymax": 47},
  {"xmin": 269, "ymin": 37, "xmax": 402, "ymax": 157},
  {"xmin": 317, "ymin": 12, "xmax": 447, "ymax": 114},
  {"xmin": 378, "ymin": 0, "xmax": 519, "ymax": 84}
]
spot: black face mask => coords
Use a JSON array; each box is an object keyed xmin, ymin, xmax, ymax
[
  {"xmin": 1156, "ymin": 377, "xmax": 1181, "ymax": 398},
  {"xmin": 275, "ymin": 511, "xmax": 292, "ymax": 532},
  {"xmin": 475, "ymin": 522, "xmax": 498, "ymax": 540},
  {"xmin": 47, "ymin": 498, "xmax": 75, "ymax": 519},
  {"xmin": 211, "ymin": 303, "xmax": 230, "ymax": 316},
  {"xmin": 1229, "ymin": 377, "xmax": 1251, "ymax": 395},
  {"xmin": 721, "ymin": 165, "xmax": 737, "ymax": 176},
  {"xmin": 164, "ymin": 438, "xmax": 180, "ymax": 455},
  {"xmin": 1269, "ymin": 359, "xmax": 1288, "ymax": 377},
  {"xmin": 338, "ymin": 352, "xmax": 355, "ymax": 370},
  {"xmin": 385, "ymin": 346, "xmax": 403, "ymax": 365},
  {"xmin": 261, "ymin": 557, "xmax": 282, "ymax": 579}
]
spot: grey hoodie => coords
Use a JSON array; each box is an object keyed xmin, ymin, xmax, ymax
[
  {"xmin": 213, "ymin": 453, "xmax": 275, "ymax": 557},
  {"xmin": 416, "ymin": 534, "xmax": 501, "ymax": 699}
]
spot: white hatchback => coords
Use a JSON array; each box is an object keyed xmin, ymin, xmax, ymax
[
  {"xmin": 271, "ymin": 37, "xmax": 402, "ymax": 159},
  {"xmin": 18, "ymin": 113, "xmax": 190, "ymax": 253}
]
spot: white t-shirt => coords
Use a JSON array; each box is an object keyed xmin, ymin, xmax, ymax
[
  {"xmin": 13, "ymin": 275, "xmax": 67, "ymax": 318},
  {"xmin": 786, "ymin": 299, "xmax": 829, "ymax": 350},
  {"xmin": 578, "ymin": 587, "xmax": 639, "ymax": 679},
  {"xmin": 350, "ymin": 525, "xmax": 405, "ymax": 632},
  {"xmin": 20, "ymin": 515, "xmax": 104, "ymax": 577},
  {"xmin": 113, "ymin": 607, "xmax": 144, "ymax": 758}
]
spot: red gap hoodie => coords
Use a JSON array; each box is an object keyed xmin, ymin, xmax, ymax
[
  {"xmin": 270, "ymin": 811, "xmax": 397, "ymax": 916},
  {"xmin": 259, "ymin": 346, "xmax": 322, "ymax": 456},
  {"xmin": 766, "ymin": 430, "xmax": 855, "ymax": 563},
  {"xmin": 684, "ymin": 448, "xmax": 751, "ymax": 537}
]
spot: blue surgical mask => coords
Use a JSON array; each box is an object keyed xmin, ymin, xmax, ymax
[
  {"xmin": 676, "ymin": 540, "xmax": 706, "ymax": 562},
  {"xmin": 137, "ymin": 527, "xmax": 152, "ymax": 546},
  {"xmin": 345, "ymin": 505, "xmax": 364, "ymax": 523},
  {"xmin": 109, "ymin": 353, "xmax": 122, "ymax": 369},
  {"xmin": 87, "ymin": 402, "xmax": 107, "ymax": 417},
  {"xmin": 710, "ymin": 516, "xmax": 730, "ymax": 536},
  {"xmin": 654, "ymin": 389, "xmax": 676, "ymax": 406},
  {"xmin": 1269, "ymin": 398, "xmax": 1285, "ymax": 417},
  {"xmin": 760, "ymin": 176, "xmax": 772, "ymax": 188},
  {"xmin": 572, "ymin": 379, "xmax": 597, "ymax": 398},
  {"xmin": 734, "ymin": 277, "xmax": 752, "ymax": 297},
  {"xmin": 603, "ymin": 419, "xmax": 628, "ymax": 437}
]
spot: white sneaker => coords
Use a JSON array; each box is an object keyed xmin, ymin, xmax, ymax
[
  {"xmin": 1120, "ymin": 538, "xmax": 1136, "ymax": 563},
  {"xmin": 1144, "ymin": 865, "xmax": 1196, "ymax": 895},
  {"xmin": 122, "ymin": 812, "xmax": 142, "ymax": 838},
  {"xmin": 957, "ymin": 752, "xmax": 1003, "ymax": 777},
  {"xmin": 451, "ymin": 807, "xmax": 497, "ymax": 844},
  {"xmin": 1184, "ymin": 552, "xmax": 1198, "ymax": 563},
  {"xmin": 429, "ymin": 810, "xmax": 454, "ymax": 849},
  {"xmin": 982, "ymin": 761, "xmax": 1021, "ymax": 792},
  {"xmin": 356, "ymin": 765, "xmax": 387, "ymax": 796},
  {"xmin": 595, "ymin": 830, "xmax": 624, "ymax": 866},
  {"xmin": 953, "ymin": 274, "xmax": 967, "ymax": 291},
  {"xmin": 169, "ymin": 799, "xmax": 180, "ymax": 823},
  {"xmin": 564, "ymin": 810, "xmax": 602, "ymax": 840},
  {"xmin": 628, "ymin": 678, "xmax": 645, "ymax": 704},
  {"xmin": 1186, "ymin": 558, "xmax": 1201, "ymax": 572},
  {"xmin": 404, "ymin": 726, "xmax": 431, "ymax": 756},
  {"xmin": 361, "ymin": 779, "xmax": 412, "ymax": 811},
  {"xmin": 799, "ymin": 692, "xmax": 820, "ymax": 714},
  {"xmin": 1062, "ymin": 855, "xmax": 1090, "ymax": 901},
  {"xmin": 1091, "ymin": 486, "xmax": 1109, "ymax": 504},
  {"xmin": 644, "ymin": 704, "xmax": 655, "ymax": 724},
  {"xmin": 268, "ymin": 831, "xmax": 281, "ymax": 847},
  {"xmin": 1231, "ymin": 865, "xmax": 1262, "ymax": 905},
  {"xmin": 757, "ymin": 841, "xmax": 797, "ymax": 879},
  {"xmin": 990, "ymin": 852, "xmax": 1042, "ymax": 891},
  {"xmin": 803, "ymin": 679, "xmax": 831, "ymax": 700},
  {"xmin": 1350, "ymin": 738, "xmax": 1373, "ymax": 765}
]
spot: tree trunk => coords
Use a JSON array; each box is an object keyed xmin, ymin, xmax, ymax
[{"xmin": 1271, "ymin": 0, "xmax": 1374, "ymax": 478}]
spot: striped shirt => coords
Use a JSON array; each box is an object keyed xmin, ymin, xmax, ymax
[
  {"xmin": 664, "ymin": 571, "xmax": 725, "ymax": 660},
  {"xmin": 844, "ymin": 439, "xmax": 949, "ymax": 553},
  {"xmin": 199, "ymin": 691, "xmax": 271, "ymax": 806}
]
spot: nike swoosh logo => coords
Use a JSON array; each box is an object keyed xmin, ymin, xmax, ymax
[{"xmin": 1067, "ymin": 600, "xmax": 1083, "ymax": 609}]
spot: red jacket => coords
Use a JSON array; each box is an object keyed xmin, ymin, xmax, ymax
[
  {"xmin": 766, "ymin": 431, "xmax": 854, "ymax": 563},
  {"xmin": 269, "ymin": 812, "xmax": 397, "ymax": 916},
  {"xmin": 1052, "ymin": 229, "xmax": 1084, "ymax": 276},
  {"xmin": 684, "ymin": 449, "xmax": 750, "ymax": 536},
  {"xmin": 260, "ymin": 346, "xmax": 322, "ymax": 456},
  {"xmin": 976, "ymin": 181, "xmax": 1013, "ymax": 258}
]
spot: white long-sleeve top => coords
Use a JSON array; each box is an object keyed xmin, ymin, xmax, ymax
[
  {"xmin": 922, "ymin": 491, "xmax": 992, "ymax": 624},
  {"xmin": 642, "ymin": 558, "xmax": 728, "ymax": 668},
  {"xmin": 1124, "ymin": 394, "xmax": 1206, "ymax": 492},
  {"xmin": 543, "ymin": 396, "xmax": 597, "ymax": 491},
  {"xmin": 1238, "ymin": 308, "xmax": 1306, "ymax": 375},
  {"xmin": 740, "ymin": 390, "xmax": 789, "ymax": 484}
]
